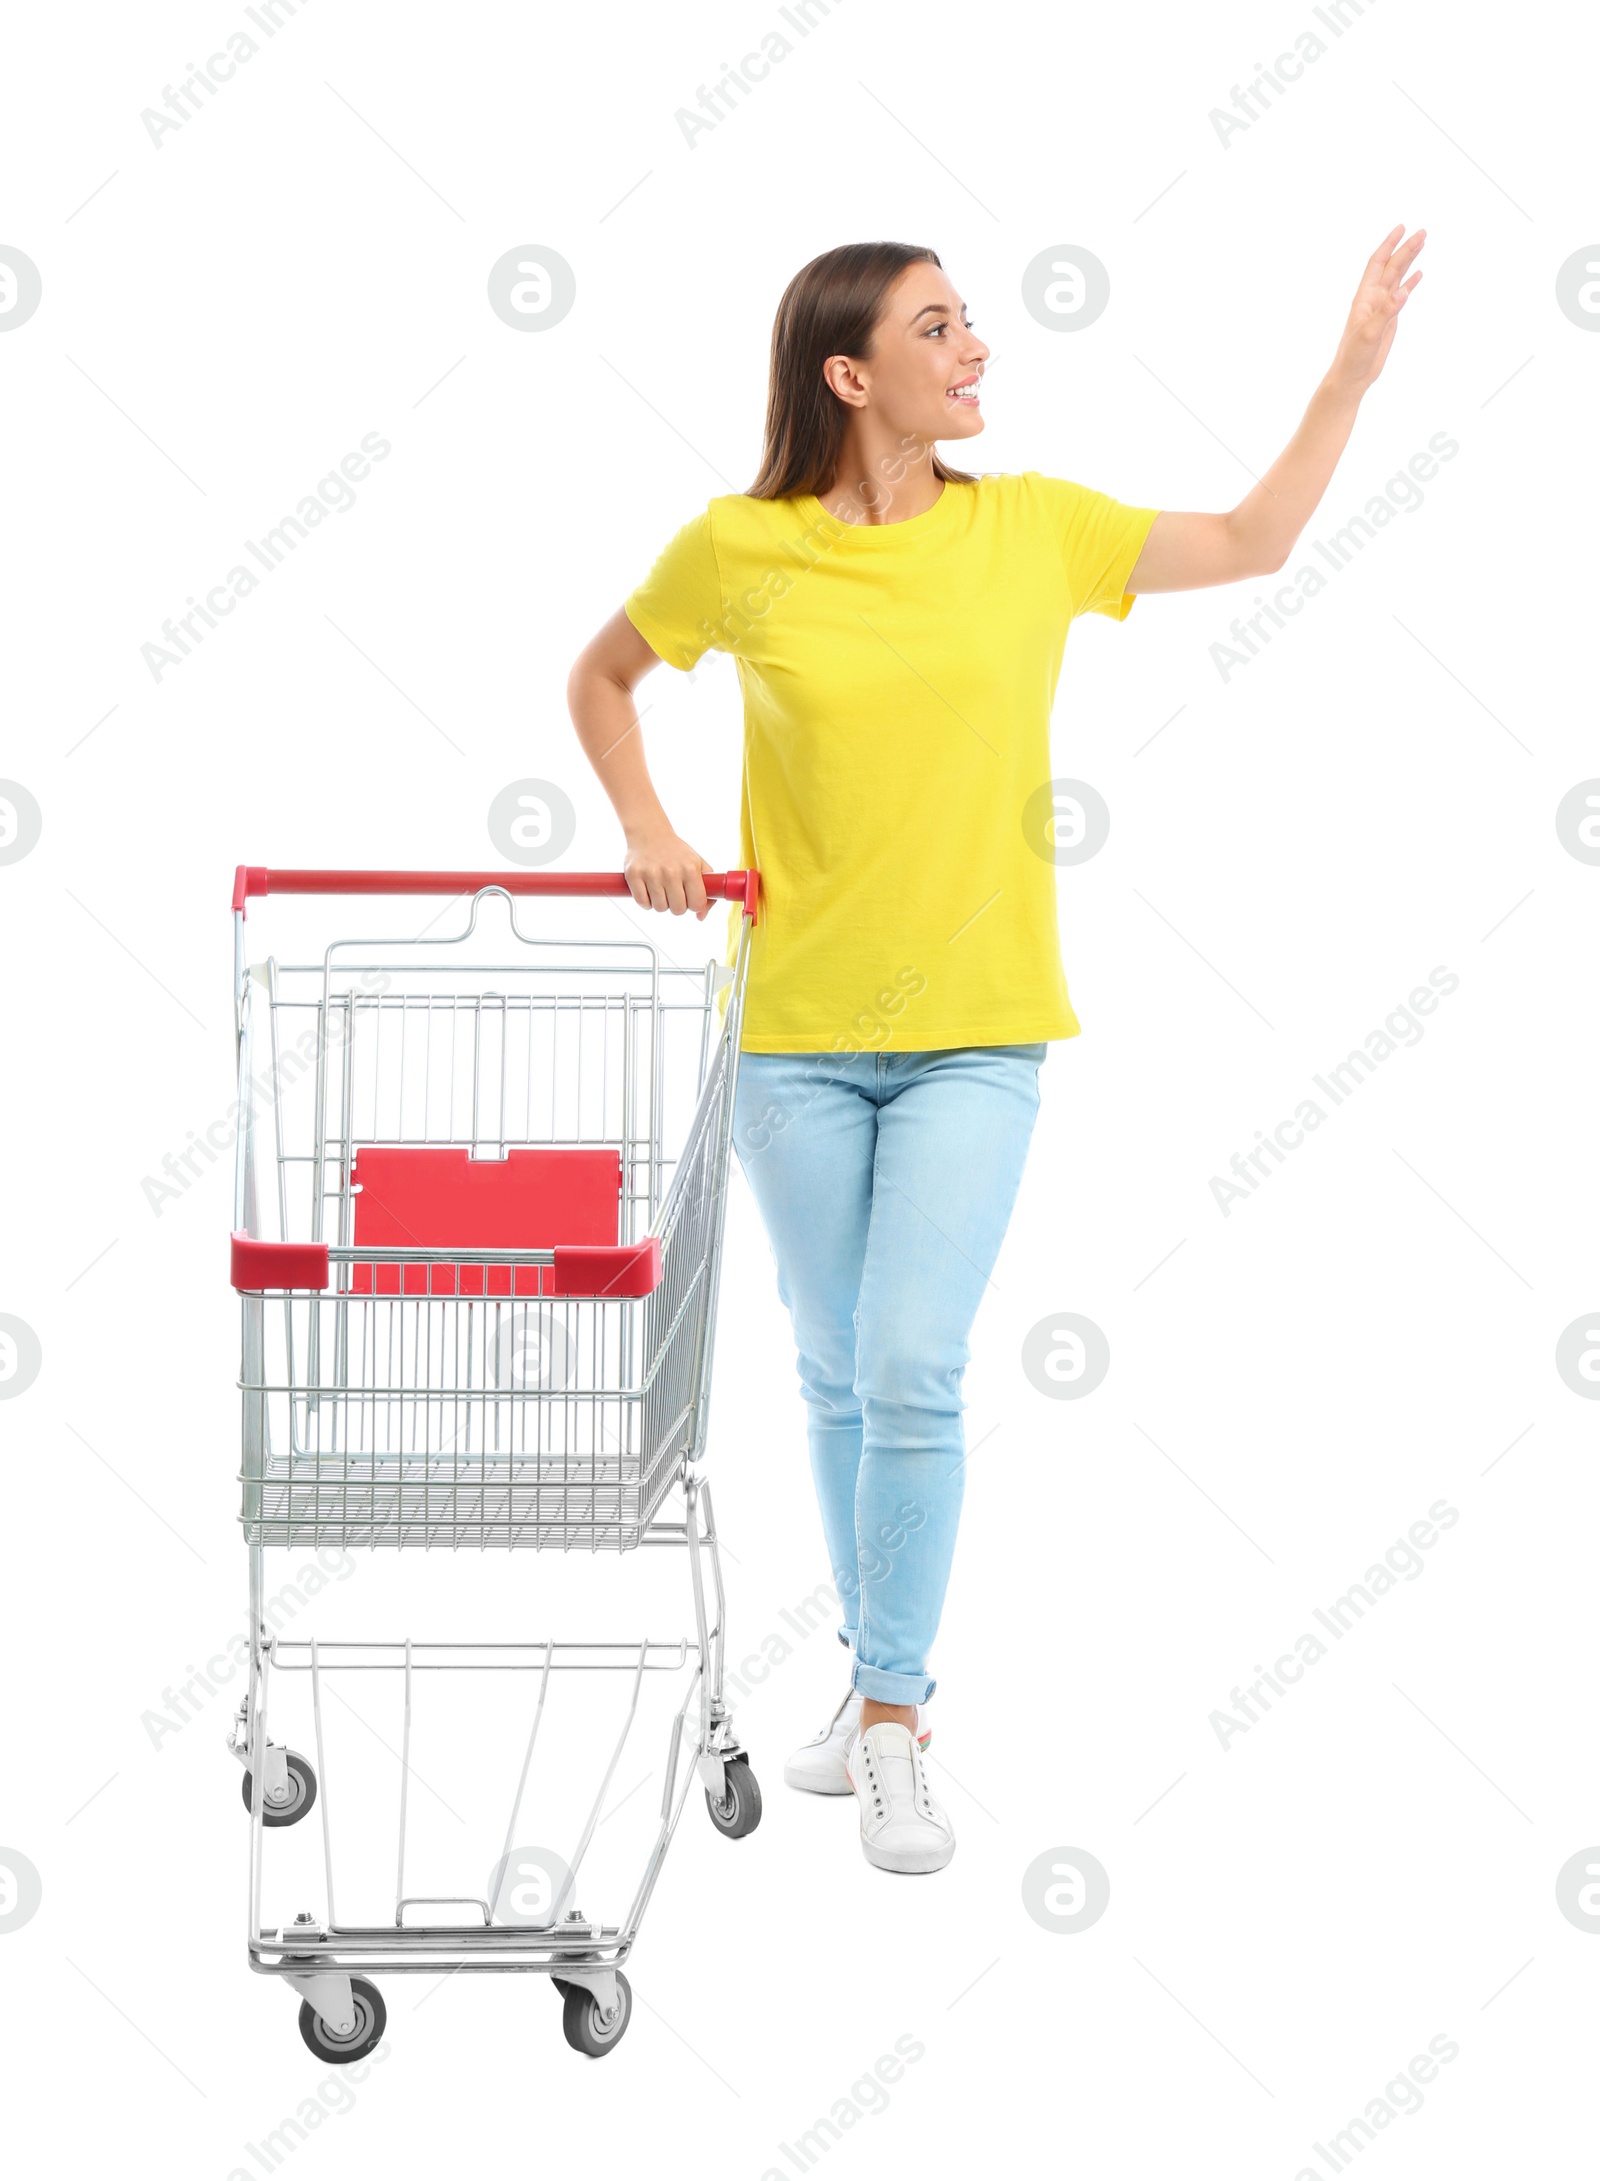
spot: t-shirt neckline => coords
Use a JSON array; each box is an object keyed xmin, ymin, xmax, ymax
[{"xmin": 799, "ymin": 478, "xmax": 961, "ymax": 542}]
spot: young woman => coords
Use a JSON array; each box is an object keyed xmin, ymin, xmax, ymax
[{"xmin": 568, "ymin": 230, "xmax": 1424, "ymax": 1876}]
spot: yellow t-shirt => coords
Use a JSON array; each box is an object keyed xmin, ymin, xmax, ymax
[{"xmin": 623, "ymin": 471, "xmax": 1158, "ymax": 1053}]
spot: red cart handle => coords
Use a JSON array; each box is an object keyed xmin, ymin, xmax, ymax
[{"xmin": 233, "ymin": 866, "xmax": 760, "ymax": 920}]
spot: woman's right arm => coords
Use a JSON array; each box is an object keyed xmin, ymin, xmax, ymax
[{"xmin": 567, "ymin": 606, "xmax": 713, "ymax": 918}]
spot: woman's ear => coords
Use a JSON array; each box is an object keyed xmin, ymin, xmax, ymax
[{"xmin": 821, "ymin": 355, "xmax": 868, "ymax": 409}]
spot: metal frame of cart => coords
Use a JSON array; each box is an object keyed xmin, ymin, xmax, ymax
[{"xmin": 228, "ymin": 866, "xmax": 762, "ymax": 2060}]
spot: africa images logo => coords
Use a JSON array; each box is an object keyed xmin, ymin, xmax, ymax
[{"xmin": 1209, "ymin": 968, "xmax": 1459, "ymax": 1216}]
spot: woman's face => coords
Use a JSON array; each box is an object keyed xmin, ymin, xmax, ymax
[{"xmin": 825, "ymin": 262, "xmax": 991, "ymax": 446}]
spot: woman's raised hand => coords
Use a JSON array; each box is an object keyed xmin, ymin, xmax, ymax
[
  {"xmin": 1329, "ymin": 225, "xmax": 1426, "ymax": 398},
  {"xmin": 624, "ymin": 828, "xmax": 713, "ymax": 917}
]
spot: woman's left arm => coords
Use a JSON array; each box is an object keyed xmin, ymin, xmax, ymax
[{"xmin": 1127, "ymin": 225, "xmax": 1426, "ymax": 594}]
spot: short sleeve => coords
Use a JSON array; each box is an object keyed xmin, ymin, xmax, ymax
[
  {"xmin": 623, "ymin": 507, "xmax": 724, "ymax": 671},
  {"xmin": 1031, "ymin": 475, "xmax": 1160, "ymax": 622}
]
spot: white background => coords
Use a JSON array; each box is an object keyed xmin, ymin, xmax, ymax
[{"xmin": 1, "ymin": 1, "xmax": 1596, "ymax": 2174}]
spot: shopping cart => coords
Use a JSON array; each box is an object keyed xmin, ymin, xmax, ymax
[{"xmin": 227, "ymin": 865, "xmax": 762, "ymax": 2061}]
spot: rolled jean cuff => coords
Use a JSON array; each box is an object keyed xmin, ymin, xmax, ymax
[{"xmin": 851, "ymin": 1661, "xmax": 937, "ymax": 1705}]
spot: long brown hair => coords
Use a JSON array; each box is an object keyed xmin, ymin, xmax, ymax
[{"xmin": 747, "ymin": 241, "xmax": 978, "ymax": 502}]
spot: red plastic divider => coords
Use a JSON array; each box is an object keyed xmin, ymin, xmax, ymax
[
  {"xmin": 351, "ymin": 1146, "xmax": 620, "ymax": 1251},
  {"xmin": 231, "ymin": 1146, "xmax": 664, "ymax": 1298},
  {"xmin": 347, "ymin": 1146, "xmax": 631, "ymax": 1297}
]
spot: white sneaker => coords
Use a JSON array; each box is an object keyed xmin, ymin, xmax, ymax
[
  {"xmin": 783, "ymin": 1692, "xmax": 930, "ymax": 1796},
  {"xmin": 846, "ymin": 1720, "xmax": 955, "ymax": 1873}
]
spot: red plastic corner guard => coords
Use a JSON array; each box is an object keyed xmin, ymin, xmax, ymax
[
  {"xmin": 231, "ymin": 1234, "xmax": 329, "ymax": 1291},
  {"xmin": 551, "ymin": 1238, "xmax": 661, "ymax": 1299},
  {"xmin": 729, "ymin": 868, "xmax": 760, "ymax": 920},
  {"xmin": 232, "ymin": 865, "xmax": 268, "ymax": 914}
]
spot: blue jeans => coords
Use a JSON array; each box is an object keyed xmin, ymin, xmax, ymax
[{"xmin": 731, "ymin": 1044, "xmax": 1046, "ymax": 1704}]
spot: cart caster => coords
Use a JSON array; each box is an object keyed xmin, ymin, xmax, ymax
[
  {"xmin": 705, "ymin": 1756, "xmax": 762, "ymax": 1839},
  {"xmin": 560, "ymin": 1971, "xmax": 632, "ymax": 2057},
  {"xmin": 298, "ymin": 1976, "xmax": 386, "ymax": 2064},
  {"xmin": 241, "ymin": 1750, "xmax": 317, "ymax": 1827}
]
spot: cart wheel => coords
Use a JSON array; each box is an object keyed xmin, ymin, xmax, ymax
[
  {"xmin": 297, "ymin": 1977, "xmax": 386, "ymax": 2065},
  {"xmin": 240, "ymin": 1750, "xmax": 317, "ymax": 1828},
  {"xmin": 560, "ymin": 1971, "xmax": 632, "ymax": 2058},
  {"xmin": 705, "ymin": 1756, "xmax": 762, "ymax": 1839}
]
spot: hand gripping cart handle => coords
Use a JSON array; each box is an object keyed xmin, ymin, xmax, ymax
[{"xmin": 229, "ymin": 866, "xmax": 762, "ymax": 2061}]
